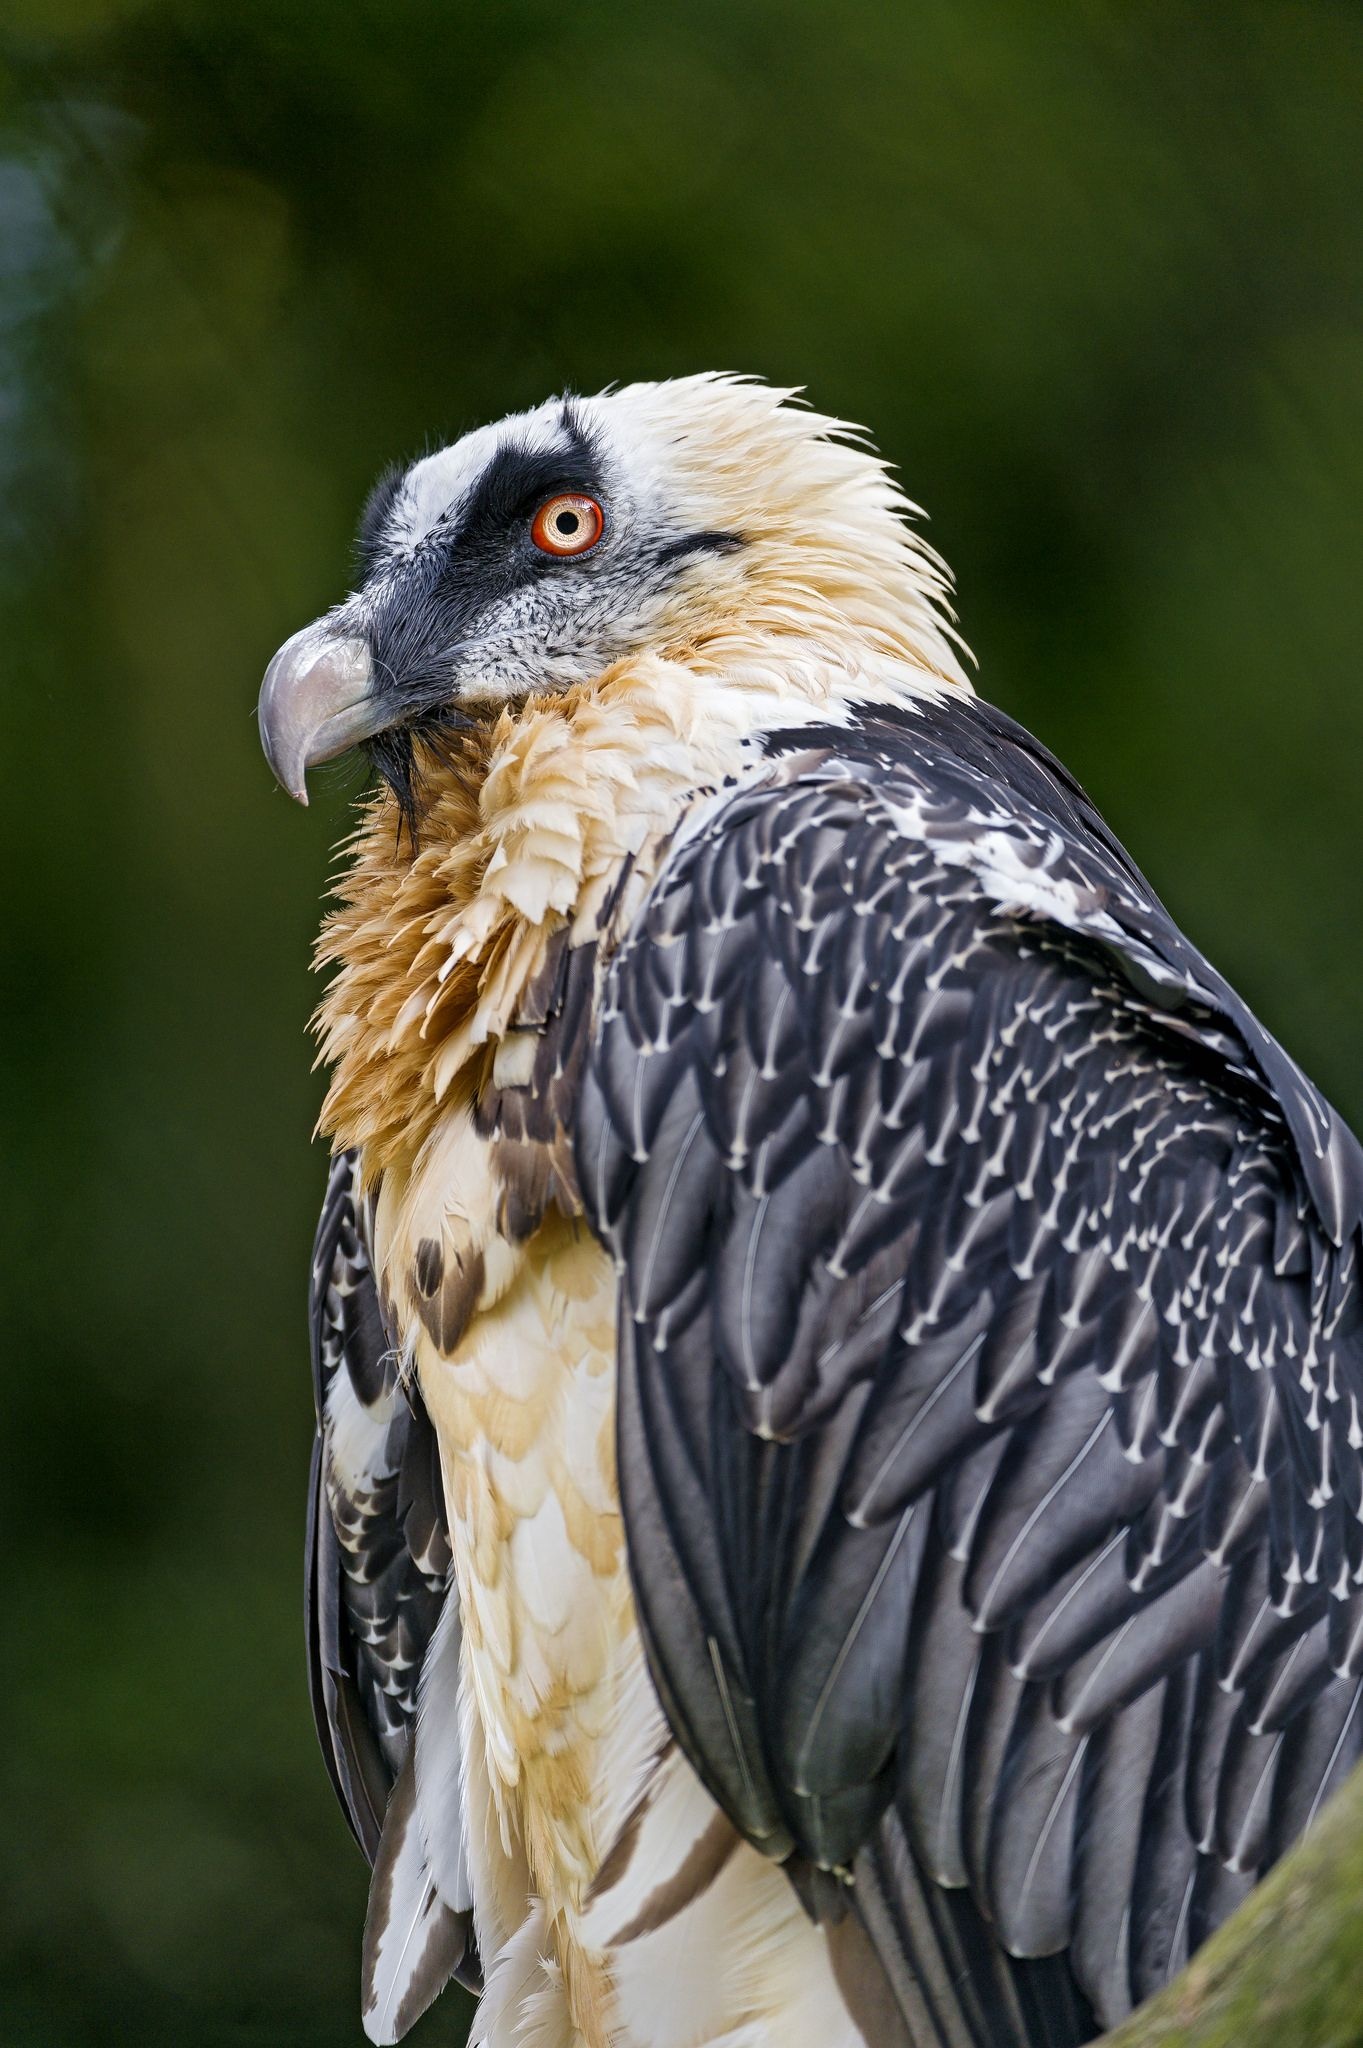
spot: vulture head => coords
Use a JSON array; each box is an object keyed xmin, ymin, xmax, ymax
[{"xmin": 258, "ymin": 374, "xmax": 967, "ymax": 819}]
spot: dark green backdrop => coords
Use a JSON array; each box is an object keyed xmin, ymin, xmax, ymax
[{"xmin": 5, "ymin": 5, "xmax": 1363, "ymax": 2043}]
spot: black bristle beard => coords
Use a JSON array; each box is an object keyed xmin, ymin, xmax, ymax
[{"xmin": 367, "ymin": 709, "xmax": 481, "ymax": 850}]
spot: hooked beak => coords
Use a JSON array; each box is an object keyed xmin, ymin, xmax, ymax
[{"xmin": 258, "ymin": 625, "xmax": 383, "ymax": 804}]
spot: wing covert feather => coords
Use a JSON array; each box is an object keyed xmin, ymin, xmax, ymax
[{"xmin": 578, "ymin": 697, "xmax": 1363, "ymax": 2044}]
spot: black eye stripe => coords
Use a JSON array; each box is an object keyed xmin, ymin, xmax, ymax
[
  {"xmin": 653, "ymin": 530, "xmax": 745, "ymax": 565},
  {"xmin": 454, "ymin": 407, "xmax": 606, "ymax": 543},
  {"xmin": 355, "ymin": 405, "xmax": 607, "ymax": 590}
]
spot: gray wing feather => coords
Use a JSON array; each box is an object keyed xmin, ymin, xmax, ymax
[{"xmin": 579, "ymin": 696, "xmax": 1363, "ymax": 2046}]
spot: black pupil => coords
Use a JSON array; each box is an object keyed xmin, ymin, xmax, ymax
[{"xmin": 555, "ymin": 509, "xmax": 580, "ymax": 536}]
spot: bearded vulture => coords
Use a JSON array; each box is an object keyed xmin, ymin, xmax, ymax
[{"xmin": 258, "ymin": 376, "xmax": 1363, "ymax": 2048}]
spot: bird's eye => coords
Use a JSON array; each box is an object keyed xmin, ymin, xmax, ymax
[{"xmin": 531, "ymin": 493, "xmax": 604, "ymax": 557}]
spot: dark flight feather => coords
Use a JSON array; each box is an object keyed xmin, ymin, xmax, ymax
[{"xmin": 307, "ymin": 1150, "xmax": 481, "ymax": 2011}]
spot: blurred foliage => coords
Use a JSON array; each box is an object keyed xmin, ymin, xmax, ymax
[{"xmin": 3, "ymin": 3, "xmax": 1363, "ymax": 2043}]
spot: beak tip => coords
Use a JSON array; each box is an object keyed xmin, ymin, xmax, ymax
[{"xmin": 257, "ymin": 629, "xmax": 375, "ymax": 806}]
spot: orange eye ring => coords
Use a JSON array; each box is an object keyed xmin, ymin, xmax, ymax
[{"xmin": 531, "ymin": 493, "xmax": 604, "ymax": 557}]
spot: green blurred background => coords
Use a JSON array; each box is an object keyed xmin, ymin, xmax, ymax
[{"xmin": 4, "ymin": 3, "xmax": 1363, "ymax": 2043}]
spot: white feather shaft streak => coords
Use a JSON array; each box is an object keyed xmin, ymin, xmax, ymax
[{"xmin": 414, "ymin": 1585, "xmax": 474, "ymax": 1914}]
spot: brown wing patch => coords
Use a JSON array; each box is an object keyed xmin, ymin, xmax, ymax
[
  {"xmin": 606, "ymin": 1809, "xmax": 739, "ymax": 1946},
  {"xmin": 488, "ymin": 1136, "xmax": 577, "ymax": 1241},
  {"xmin": 412, "ymin": 1240, "xmax": 487, "ymax": 1356},
  {"xmin": 475, "ymin": 934, "xmax": 601, "ymax": 1239},
  {"xmin": 414, "ymin": 1237, "xmax": 443, "ymax": 1298}
]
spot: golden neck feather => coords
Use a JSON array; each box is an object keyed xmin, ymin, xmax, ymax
[{"xmin": 313, "ymin": 658, "xmax": 770, "ymax": 1177}]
